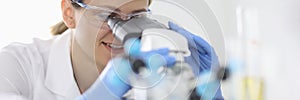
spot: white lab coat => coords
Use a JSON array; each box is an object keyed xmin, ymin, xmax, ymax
[{"xmin": 0, "ymin": 30, "xmax": 81, "ymax": 100}]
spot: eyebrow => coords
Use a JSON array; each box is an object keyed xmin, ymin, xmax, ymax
[
  {"xmin": 99, "ymin": 5, "xmax": 147, "ymax": 14},
  {"xmin": 131, "ymin": 9, "xmax": 147, "ymax": 14}
]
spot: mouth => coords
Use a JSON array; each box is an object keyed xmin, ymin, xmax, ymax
[
  {"xmin": 101, "ymin": 41, "xmax": 123, "ymax": 49},
  {"xmin": 101, "ymin": 41, "xmax": 124, "ymax": 53}
]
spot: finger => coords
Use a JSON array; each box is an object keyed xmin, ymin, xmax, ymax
[
  {"xmin": 164, "ymin": 56, "xmax": 176, "ymax": 67},
  {"xmin": 152, "ymin": 48, "xmax": 170, "ymax": 55},
  {"xmin": 138, "ymin": 48, "xmax": 169, "ymax": 61},
  {"xmin": 192, "ymin": 35, "xmax": 213, "ymax": 55},
  {"xmin": 190, "ymin": 47, "xmax": 206, "ymax": 56},
  {"xmin": 145, "ymin": 54, "xmax": 167, "ymax": 71},
  {"xmin": 176, "ymin": 29, "xmax": 198, "ymax": 48},
  {"xmin": 168, "ymin": 22, "xmax": 197, "ymax": 39},
  {"xmin": 168, "ymin": 21, "xmax": 182, "ymax": 32},
  {"xmin": 168, "ymin": 21, "xmax": 212, "ymax": 55},
  {"xmin": 168, "ymin": 22, "xmax": 196, "ymax": 44},
  {"xmin": 103, "ymin": 58, "xmax": 132, "ymax": 97},
  {"xmin": 199, "ymin": 62, "xmax": 210, "ymax": 72},
  {"xmin": 124, "ymin": 38, "xmax": 141, "ymax": 57},
  {"xmin": 145, "ymin": 53, "xmax": 176, "ymax": 69},
  {"xmin": 199, "ymin": 54, "xmax": 211, "ymax": 64}
]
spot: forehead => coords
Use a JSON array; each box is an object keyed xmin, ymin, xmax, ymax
[{"xmin": 85, "ymin": 0, "xmax": 149, "ymax": 12}]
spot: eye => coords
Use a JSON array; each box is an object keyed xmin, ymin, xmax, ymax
[
  {"xmin": 96, "ymin": 12, "xmax": 120, "ymax": 21},
  {"xmin": 108, "ymin": 12, "xmax": 119, "ymax": 19}
]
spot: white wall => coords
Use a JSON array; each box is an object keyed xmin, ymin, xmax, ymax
[
  {"xmin": 205, "ymin": 0, "xmax": 300, "ymax": 99},
  {"xmin": 0, "ymin": 0, "xmax": 61, "ymax": 48}
]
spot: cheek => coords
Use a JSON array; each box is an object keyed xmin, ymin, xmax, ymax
[
  {"xmin": 95, "ymin": 43, "xmax": 111, "ymax": 68},
  {"xmin": 73, "ymin": 19, "xmax": 99, "ymax": 62},
  {"xmin": 76, "ymin": 21, "xmax": 112, "ymax": 69},
  {"xmin": 95, "ymin": 23, "xmax": 112, "ymax": 40},
  {"xmin": 94, "ymin": 26, "xmax": 114, "ymax": 68}
]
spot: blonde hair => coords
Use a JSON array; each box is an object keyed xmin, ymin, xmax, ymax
[
  {"xmin": 50, "ymin": 0, "xmax": 152, "ymax": 35},
  {"xmin": 50, "ymin": 21, "xmax": 69, "ymax": 35}
]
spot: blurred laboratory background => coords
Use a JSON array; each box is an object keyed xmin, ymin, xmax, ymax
[{"xmin": 0, "ymin": 0, "xmax": 299, "ymax": 100}]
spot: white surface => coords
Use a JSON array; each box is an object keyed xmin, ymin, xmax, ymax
[
  {"xmin": 0, "ymin": 31, "xmax": 81, "ymax": 100},
  {"xmin": 149, "ymin": 0, "xmax": 226, "ymax": 65},
  {"xmin": 0, "ymin": 0, "xmax": 61, "ymax": 48},
  {"xmin": 206, "ymin": 0, "xmax": 300, "ymax": 99}
]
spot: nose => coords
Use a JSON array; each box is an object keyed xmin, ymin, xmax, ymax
[{"xmin": 101, "ymin": 23, "xmax": 112, "ymax": 32}]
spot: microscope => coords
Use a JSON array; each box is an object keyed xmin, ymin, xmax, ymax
[{"xmin": 108, "ymin": 15, "xmax": 228, "ymax": 100}]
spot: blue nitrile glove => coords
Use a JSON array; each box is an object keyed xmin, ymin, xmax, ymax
[
  {"xmin": 168, "ymin": 22, "xmax": 224, "ymax": 100},
  {"xmin": 124, "ymin": 38, "xmax": 176, "ymax": 67},
  {"xmin": 124, "ymin": 38, "xmax": 176, "ymax": 84},
  {"xmin": 168, "ymin": 22, "xmax": 219, "ymax": 74},
  {"xmin": 77, "ymin": 38, "xmax": 176, "ymax": 100}
]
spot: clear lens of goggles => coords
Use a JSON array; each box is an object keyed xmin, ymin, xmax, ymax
[{"xmin": 94, "ymin": 10, "xmax": 150, "ymax": 22}]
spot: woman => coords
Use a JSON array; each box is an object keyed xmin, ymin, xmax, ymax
[{"xmin": 0, "ymin": 0, "xmax": 223, "ymax": 99}]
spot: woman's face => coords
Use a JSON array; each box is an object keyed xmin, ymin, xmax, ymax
[{"xmin": 71, "ymin": 0, "xmax": 149, "ymax": 71}]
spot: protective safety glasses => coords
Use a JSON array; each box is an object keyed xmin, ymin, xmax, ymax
[{"xmin": 71, "ymin": 0, "xmax": 151, "ymax": 22}]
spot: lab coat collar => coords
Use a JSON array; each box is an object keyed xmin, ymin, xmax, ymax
[{"xmin": 45, "ymin": 30, "xmax": 80, "ymax": 98}]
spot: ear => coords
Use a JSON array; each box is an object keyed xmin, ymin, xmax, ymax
[{"xmin": 61, "ymin": 0, "xmax": 76, "ymax": 28}]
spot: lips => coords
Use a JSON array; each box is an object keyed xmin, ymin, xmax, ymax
[{"xmin": 101, "ymin": 41, "xmax": 124, "ymax": 54}]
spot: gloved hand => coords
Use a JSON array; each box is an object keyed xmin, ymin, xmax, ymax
[
  {"xmin": 77, "ymin": 38, "xmax": 176, "ymax": 100},
  {"xmin": 168, "ymin": 22, "xmax": 219, "ymax": 74},
  {"xmin": 168, "ymin": 22, "xmax": 223, "ymax": 100},
  {"xmin": 124, "ymin": 38, "xmax": 176, "ymax": 67}
]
